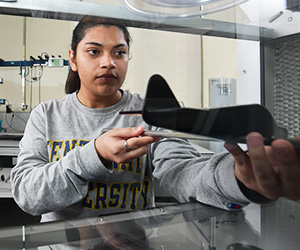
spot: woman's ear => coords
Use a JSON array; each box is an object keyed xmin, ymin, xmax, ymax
[{"xmin": 69, "ymin": 49, "xmax": 78, "ymax": 72}]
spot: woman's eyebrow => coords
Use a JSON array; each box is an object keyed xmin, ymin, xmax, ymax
[
  {"xmin": 114, "ymin": 44, "xmax": 128, "ymax": 49},
  {"xmin": 85, "ymin": 42, "xmax": 103, "ymax": 47},
  {"xmin": 85, "ymin": 42, "xmax": 128, "ymax": 49}
]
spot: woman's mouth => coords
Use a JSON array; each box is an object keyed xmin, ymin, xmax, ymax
[{"xmin": 97, "ymin": 73, "xmax": 117, "ymax": 80}]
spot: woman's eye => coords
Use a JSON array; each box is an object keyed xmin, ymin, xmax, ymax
[
  {"xmin": 88, "ymin": 49, "xmax": 99, "ymax": 56},
  {"xmin": 114, "ymin": 50, "xmax": 127, "ymax": 57}
]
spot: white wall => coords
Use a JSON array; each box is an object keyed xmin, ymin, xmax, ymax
[
  {"xmin": 202, "ymin": 36, "xmax": 238, "ymax": 107},
  {"xmin": 0, "ymin": 12, "xmax": 257, "ymax": 114},
  {"xmin": 126, "ymin": 28, "xmax": 202, "ymax": 108},
  {"xmin": 0, "ymin": 15, "xmax": 203, "ymax": 113},
  {"xmin": 0, "ymin": 16, "xmax": 73, "ymax": 112}
]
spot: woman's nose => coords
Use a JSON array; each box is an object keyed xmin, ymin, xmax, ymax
[{"xmin": 100, "ymin": 53, "xmax": 116, "ymax": 68}]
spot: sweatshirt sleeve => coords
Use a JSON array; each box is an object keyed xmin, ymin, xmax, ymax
[
  {"xmin": 10, "ymin": 105, "xmax": 110, "ymax": 216},
  {"xmin": 151, "ymin": 138, "xmax": 250, "ymax": 210}
]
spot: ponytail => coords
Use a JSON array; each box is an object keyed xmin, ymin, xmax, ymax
[{"xmin": 65, "ymin": 69, "xmax": 80, "ymax": 94}]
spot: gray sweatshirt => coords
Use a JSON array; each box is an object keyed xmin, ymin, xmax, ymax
[{"xmin": 11, "ymin": 90, "xmax": 249, "ymax": 223}]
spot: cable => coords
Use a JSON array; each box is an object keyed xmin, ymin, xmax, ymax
[
  {"xmin": 13, "ymin": 112, "xmax": 28, "ymax": 125},
  {"xmin": 1, "ymin": 99, "xmax": 27, "ymax": 133},
  {"xmin": 3, "ymin": 111, "xmax": 27, "ymax": 133},
  {"xmin": 41, "ymin": 52, "xmax": 50, "ymax": 61},
  {"xmin": 3, "ymin": 112, "xmax": 13, "ymax": 131},
  {"xmin": 39, "ymin": 68, "xmax": 42, "ymax": 104},
  {"xmin": 30, "ymin": 66, "xmax": 33, "ymax": 111},
  {"xmin": 23, "ymin": 64, "xmax": 44, "ymax": 83}
]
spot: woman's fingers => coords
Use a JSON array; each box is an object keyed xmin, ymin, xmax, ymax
[
  {"xmin": 223, "ymin": 142, "xmax": 254, "ymax": 184},
  {"xmin": 108, "ymin": 126, "xmax": 145, "ymax": 138},
  {"xmin": 225, "ymin": 132, "xmax": 300, "ymax": 201},
  {"xmin": 246, "ymin": 133, "xmax": 279, "ymax": 199},
  {"xmin": 271, "ymin": 139, "xmax": 300, "ymax": 200},
  {"xmin": 96, "ymin": 127, "xmax": 160, "ymax": 164}
]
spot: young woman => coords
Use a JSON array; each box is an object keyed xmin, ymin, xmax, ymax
[{"xmin": 11, "ymin": 18, "xmax": 300, "ymax": 224}]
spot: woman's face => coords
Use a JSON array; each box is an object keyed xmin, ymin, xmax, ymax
[{"xmin": 69, "ymin": 25, "xmax": 129, "ymax": 107}]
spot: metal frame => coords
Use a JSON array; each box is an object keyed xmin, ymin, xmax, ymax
[
  {"xmin": 261, "ymin": 32, "xmax": 300, "ymax": 138},
  {"xmin": 0, "ymin": 0, "xmax": 275, "ymax": 41}
]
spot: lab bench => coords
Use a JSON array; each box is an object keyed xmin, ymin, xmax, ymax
[
  {"xmin": 0, "ymin": 139, "xmax": 19, "ymax": 199},
  {"xmin": 0, "ymin": 139, "xmax": 41, "ymax": 227}
]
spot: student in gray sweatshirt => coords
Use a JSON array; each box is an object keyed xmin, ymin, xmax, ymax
[{"xmin": 11, "ymin": 18, "xmax": 300, "ymax": 226}]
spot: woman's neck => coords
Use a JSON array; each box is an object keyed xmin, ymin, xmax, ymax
[{"xmin": 76, "ymin": 90, "xmax": 122, "ymax": 109}]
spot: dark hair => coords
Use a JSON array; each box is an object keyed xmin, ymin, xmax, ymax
[{"xmin": 65, "ymin": 17, "xmax": 132, "ymax": 94}]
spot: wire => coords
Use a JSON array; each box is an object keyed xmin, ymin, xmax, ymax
[
  {"xmin": 3, "ymin": 111, "xmax": 27, "ymax": 133},
  {"xmin": 3, "ymin": 112, "xmax": 13, "ymax": 131},
  {"xmin": 30, "ymin": 67, "xmax": 33, "ymax": 110},
  {"xmin": 20, "ymin": 63, "xmax": 30, "ymax": 79},
  {"xmin": 39, "ymin": 71, "xmax": 41, "ymax": 104},
  {"xmin": 13, "ymin": 112, "xmax": 28, "ymax": 125},
  {"xmin": 41, "ymin": 52, "xmax": 50, "ymax": 61},
  {"xmin": 24, "ymin": 64, "xmax": 44, "ymax": 83},
  {"xmin": 22, "ymin": 52, "xmax": 46, "ymax": 83},
  {"xmin": 1, "ymin": 99, "xmax": 28, "ymax": 133}
]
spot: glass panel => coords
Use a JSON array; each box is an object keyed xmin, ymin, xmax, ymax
[
  {"xmin": 0, "ymin": 199, "xmax": 299, "ymax": 249},
  {"xmin": 1, "ymin": 0, "xmax": 300, "ymax": 40},
  {"xmin": 0, "ymin": 2, "xmax": 299, "ymax": 250},
  {"xmin": 0, "ymin": 225, "xmax": 24, "ymax": 249}
]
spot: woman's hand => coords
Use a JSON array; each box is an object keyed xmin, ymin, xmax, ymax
[
  {"xmin": 95, "ymin": 126, "xmax": 160, "ymax": 164},
  {"xmin": 224, "ymin": 132, "xmax": 300, "ymax": 201}
]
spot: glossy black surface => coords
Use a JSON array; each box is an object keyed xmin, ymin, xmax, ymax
[{"xmin": 142, "ymin": 75, "xmax": 300, "ymax": 147}]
